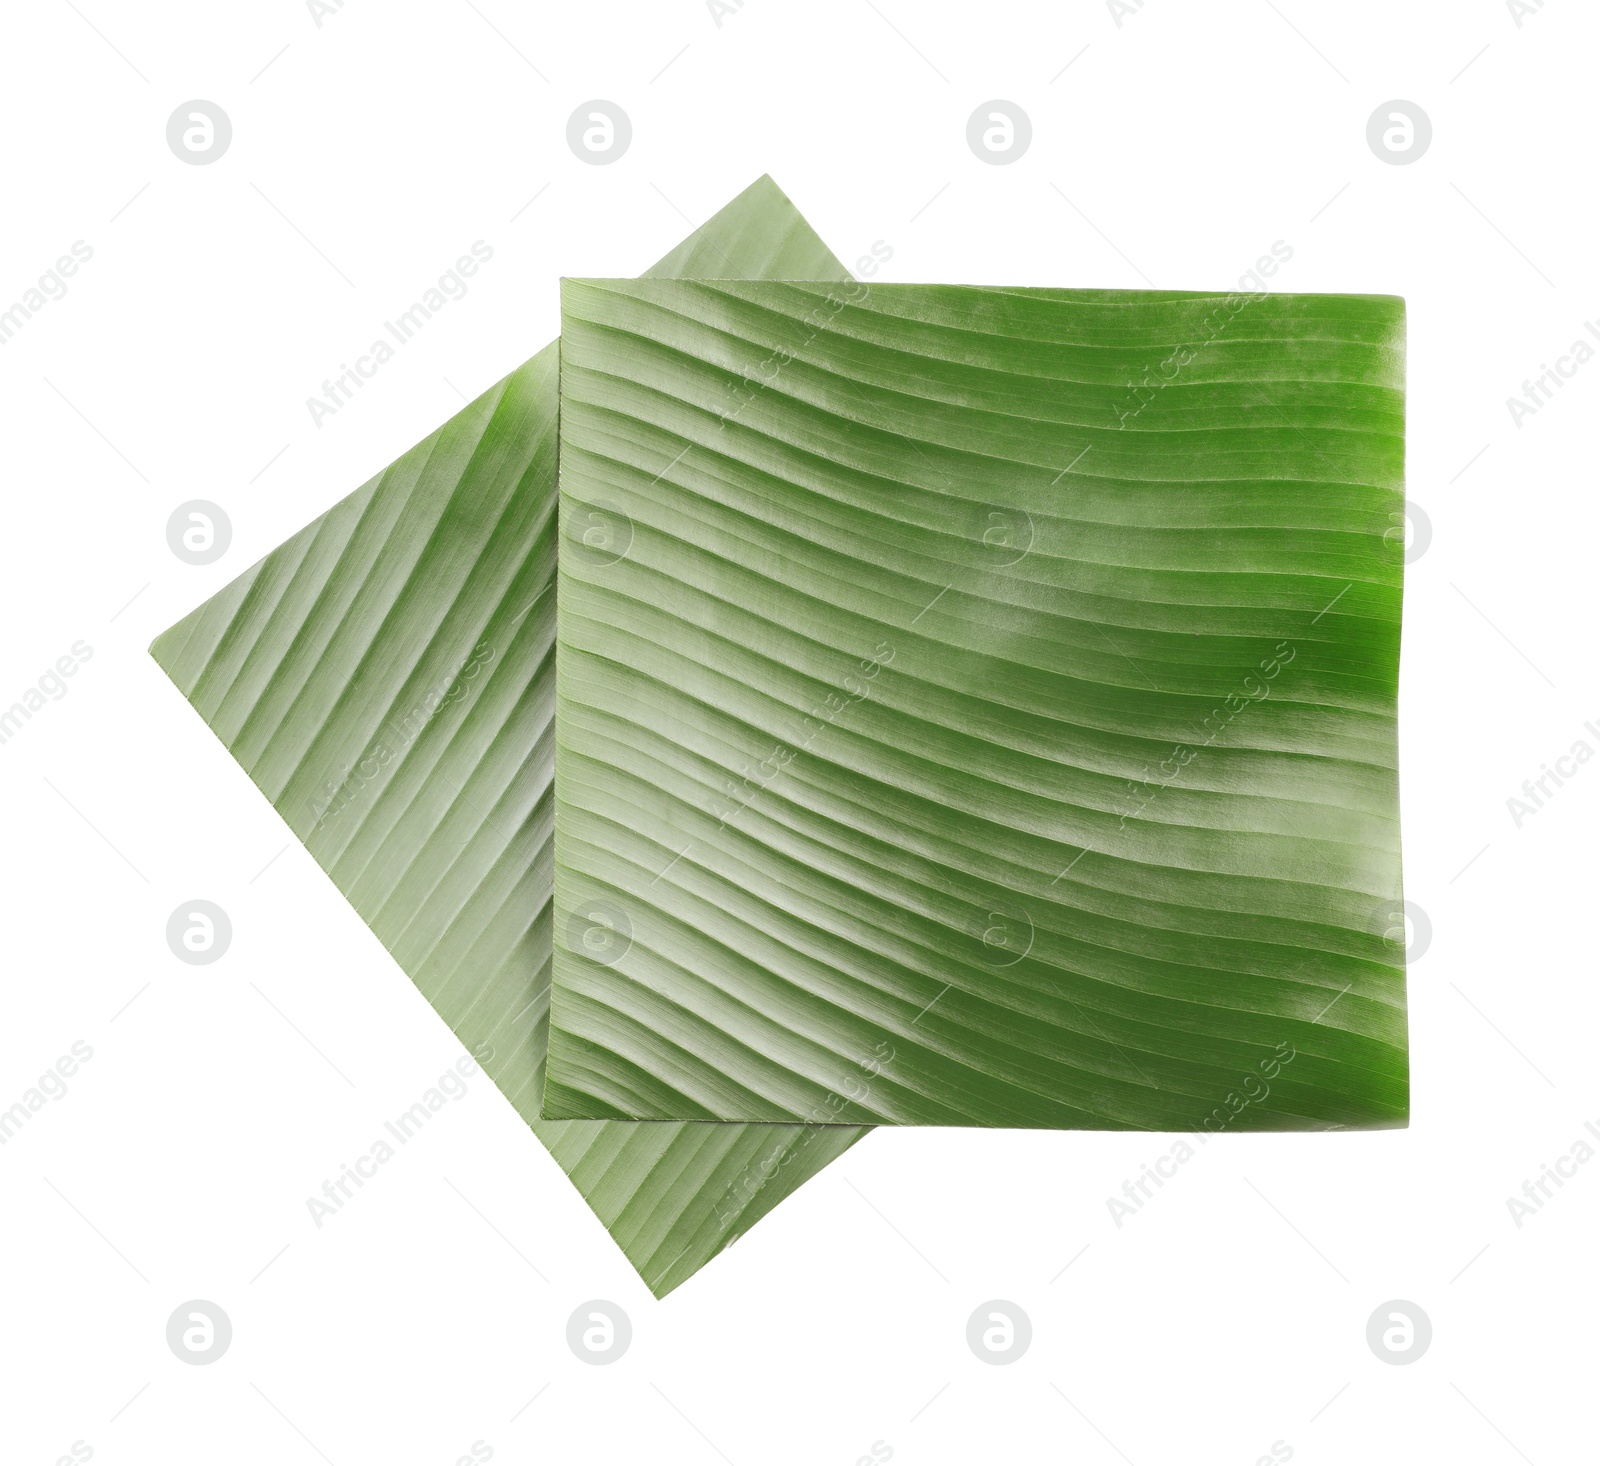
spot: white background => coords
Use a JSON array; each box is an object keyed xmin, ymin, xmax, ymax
[{"xmin": 1, "ymin": 1, "xmax": 1595, "ymax": 1462}]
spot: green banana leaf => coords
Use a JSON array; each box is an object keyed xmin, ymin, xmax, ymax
[
  {"xmin": 547, "ymin": 280, "xmax": 1408, "ymax": 1131},
  {"xmin": 150, "ymin": 178, "xmax": 868, "ymax": 1298}
]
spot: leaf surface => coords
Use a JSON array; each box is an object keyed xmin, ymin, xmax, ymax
[
  {"xmin": 548, "ymin": 279, "xmax": 1408, "ymax": 1131},
  {"xmin": 151, "ymin": 178, "xmax": 867, "ymax": 1297}
]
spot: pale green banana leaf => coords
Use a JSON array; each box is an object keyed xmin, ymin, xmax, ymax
[
  {"xmin": 548, "ymin": 280, "xmax": 1408, "ymax": 1132},
  {"xmin": 151, "ymin": 178, "xmax": 867, "ymax": 1297}
]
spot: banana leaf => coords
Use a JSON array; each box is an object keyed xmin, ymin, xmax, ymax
[
  {"xmin": 547, "ymin": 280, "xmax": 1408, "ymax": 1132},
  {"xmin": 151, "ymin": 178, "xmax": 868, "ymax": 1297}
]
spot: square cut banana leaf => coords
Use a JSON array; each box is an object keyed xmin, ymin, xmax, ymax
[
  {"xmin": 546, "ymin": 279, "xmax": 1408, "ymax": 1132},
  {"xmin": 151, "ymin": 179, "xmax": 869, "ymax": 1298}
]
